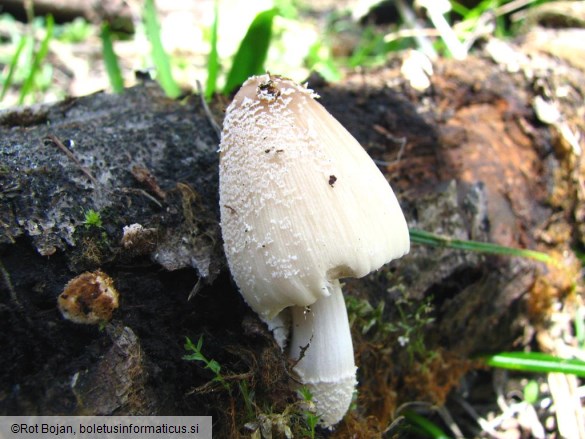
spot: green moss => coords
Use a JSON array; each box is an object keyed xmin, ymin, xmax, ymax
[{"xmin": 83, "ymin": 209, "xmax": 103, "ymax": 229}]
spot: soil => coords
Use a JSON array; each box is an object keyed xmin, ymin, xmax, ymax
[{"xmin": 1, "ymin": 44, "xmax": 584, "ymax": 438}]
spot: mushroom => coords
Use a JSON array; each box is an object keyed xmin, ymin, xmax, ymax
[
  {"xmin": 58, "ymin": 270, "xmax": 119, "ymax": 325},
  {"xmin": 219, "ymin": 74, "xmax": 409, "ymax": 427}
]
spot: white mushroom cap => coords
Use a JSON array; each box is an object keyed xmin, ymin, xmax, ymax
[
  {"xmin": 219, "ymin": 74, "xmax": 409, "ymax": 428},
  {"xmin": 219, "ymin": 74, "xmax": 409, "ymax": 320}
]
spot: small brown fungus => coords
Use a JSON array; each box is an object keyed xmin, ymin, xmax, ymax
[
  {"xmin": 58, "ymin": 270, "xmax": 119, "ymax": 324},
  {"xmin": 120, "ymin": 223, "xmax": 157, "ymax": 256}
]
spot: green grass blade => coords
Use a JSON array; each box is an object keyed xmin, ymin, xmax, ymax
[
  {"xmin": 409, "ymin": 228, "xmax": 555, "ymax": 265},
  {"xmin": 484, "ymin": 352, "xmax": 585, "ymax": 377},
  {"xmin": 143, "ymin": 0, "xmax": 181, "ymax": 98},
  {"xmin": 403, "ymin": 410, "xmax": 451, "ymax": 439},
  {"xmin": 100, "ymin": 23, "xmax": 124, "ymax": 93},
  {"xmin": 205, "ymin": 0, "xmax": 220, "ymax": 101},
  {"xmin": 19, "ymin": 14, "xmax": 54, "ymax": 105},
  {"xmin": 1, "ymin": 35, "xmax": 28, "ymax": 101},
  {"xmin": 223, "ymin": 8, "xmax": 277, "ymax": 95},
  {"xmin": 450, "ymin": 1, "xmax": 470, "ymax": 17}
]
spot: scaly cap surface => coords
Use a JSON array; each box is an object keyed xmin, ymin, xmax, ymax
[{"xmin": 219, "ymin": 74, "xmax": 409, "ymax": 319}]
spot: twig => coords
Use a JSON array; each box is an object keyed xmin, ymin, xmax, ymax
[
  {"xmin": 499, "ymin": 0, "xmax": 541, "ymax": 20},
  {"xmin": 0, "ymin": 256, "xmax": 36, "ymax": 328},
  {"xmin": 290, "ymin": 334, "xmax": 314, "ymax": 370},
  {"xmin": 548, "ymin": 372, "xmax": 585, "ymax": 439},
  {"xmin": 384, "ymin": 27, "xmax": 441, "ymax": 43},
  {"xmin": 0, "ymin": 259, "xmax": 21, "ymax": 311},
  {"xmin": 43, "ymin": 134, "xmax": 98, "ymax": 187},
  {"xmin": 395, "ymin": 0, "xmax": 438, "ymax": 60},
  {"xmin": 436, "ymin": 405, "xmax": 465, "ymax": 439},
  {"xmin": 418, "ymin": 0, "xmax": 467, "ymax": 60},
  {"xmin": 196, "ymin": 80, "xmax": 221, "ymax": 140},
  {"xmin": 372, "ymin": 124, "xmax": 407, "ymax": 163},
  {"xmin": 120, "ymin": 188, "xmax": 163, "ymax": 208},
  {"xmin": 452, "ymin": 394, "xmax": 505, "ymax": 439},
  {"xmin": 187, "ymin": 277, "xmax": 202, "ymax": 301}
]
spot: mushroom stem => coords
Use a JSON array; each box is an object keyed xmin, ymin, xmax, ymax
[{"xmin": 289, "ymin": 280, "xmax": 357, "ymax": 427}]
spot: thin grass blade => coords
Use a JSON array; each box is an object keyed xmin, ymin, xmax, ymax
[
  {"xmin": 403, "ymin": 410, "xmax": 451, "ymax": 439},
  {"xmin": 409, "ymin": 228, "xmax": 555, "ymax": 265},
  {"xmin": 484, "ymin": 352, "xmax": 585, "ymax": 377},
  {"xmin": 143, "ymin": 0, "xmax": 181, "ymax": 98},
  {"xmin": 19, "ymin": 14, "xmax": 54, "ymax": 105},
  {"xmin": 100, "ymin": 23, "xmax": 124, "ymax": 93},
  {"xmin": 1, "ymin": 36, "xmax": 28, "ymax": 101},
  {"xmin": 205, "ymin": 0, "xmax": 220, "ymax": 101}
]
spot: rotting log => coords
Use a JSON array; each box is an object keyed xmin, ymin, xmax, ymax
[
  {"xmin": 0, "ymin": 81, "xmax": 232, "ymax": 417},
  {"xmin": 0, "ymin": 52, "xmax": 583, "ymax": 436},
  {"xmin": 1, "ymin": 0, "xmax": 134, "ymax": 33}
]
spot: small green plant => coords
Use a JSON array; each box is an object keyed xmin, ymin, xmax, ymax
[
  {"xmin": 346, "ymin": 296, "xmax": 394, "ymax": 337},
  {"xmin": 238, "ymin": 380, "xmax": 256, "ymax": 421},
  {"xmin": 297, "ymin": 386, "xmax": 319, "ymax": 439},
  {"xmin": 184, "ymin": 335, "xmax": 262, "ymax": 425},
  {"xmin": 183, "ymin": 335, "xmax": 230, "ymax": 391},
  {"xmin": 391, "ymin": 296, "xmax": 436, "ymax": 365},
  {"xmin": 83, "ymin": 209, "xmax": 103, "ymax": 229},
  {"xmin": 55, "ymin": 17, "xmax": 93, "ymax": 43},
  {"xmin": 451, "ymin": 0, "xmax": 510, "ymax": 40},
  {"xmin": 347, "ymin": 295, "xmax": 435, "ymax": 364},
  {"xmin": 523, "ymin": 379, "xmax": 539, "ymax": 404},
  {"xmin": 348, "ymin": 25, "xmax": 400, "ymax": 68}
]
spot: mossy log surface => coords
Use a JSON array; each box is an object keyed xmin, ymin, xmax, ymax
[{"xmin": 1, "ymin": 54, "xmax": 583, "ymax": 437}]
